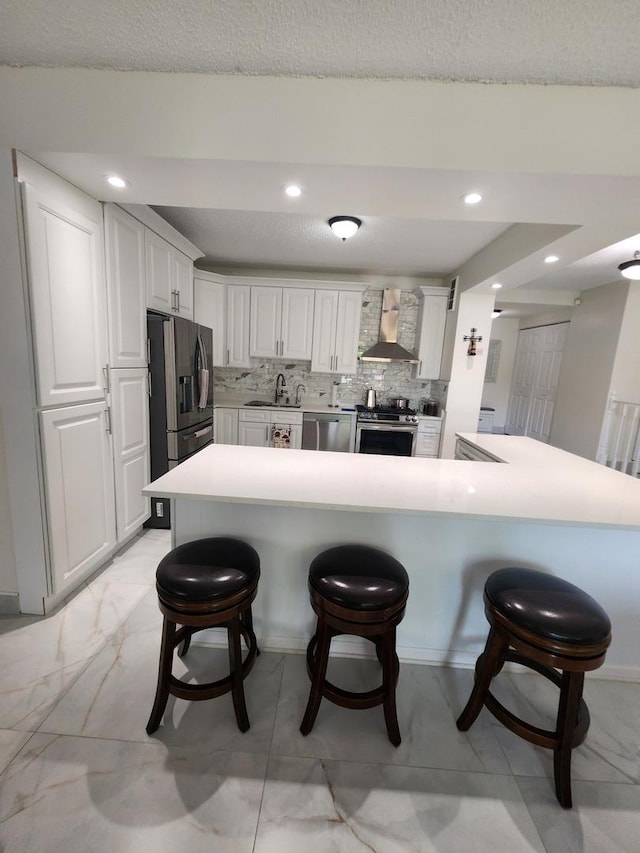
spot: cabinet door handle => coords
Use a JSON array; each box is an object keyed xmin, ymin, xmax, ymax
[
  {"xmin": 146, "ymin": 338, "xmax": 151, "ymax": 364},
  {"xmin": 176, "ymin": 289, "xmax": 180, "ymax": 312},
  {"xmin": 280, "ymin": 340, "xmax": 284, "ymax": 356},
  {"xmin": 104, "ymin": 406, "xmax": 112, "ymax": 435},
  {"xmin": 102, "ymin": 365, "xmax": 110, "ymax": 395},
  {"xmin": 226, "ymin": 348, "xmax": 230, "ymax": 365},
  {"xmin": 147, "ymin": 372, "xmax": 152, "ymax": 397},
  {"xmin": 275, "ymin": 339, "xmax": 278, "ymax": 355}
]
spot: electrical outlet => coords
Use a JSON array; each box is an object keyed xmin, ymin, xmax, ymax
[{"xmin": 156, "ymin": 502, "xmax": 164, "ymax": 518}]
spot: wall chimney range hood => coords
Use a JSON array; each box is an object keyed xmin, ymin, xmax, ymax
[{"xmin": 360, "ymin": 288, "xmax": 419, "ymax": 364}]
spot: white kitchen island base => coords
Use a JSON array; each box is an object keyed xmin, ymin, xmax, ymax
[{"xmin": 172, "ymin": 496, "xmax": 639, "ymax": 680}]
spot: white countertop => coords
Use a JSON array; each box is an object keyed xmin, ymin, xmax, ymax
[{"xmin": 143, "ymin": 434, "xmax": 640, "ymax": 529}]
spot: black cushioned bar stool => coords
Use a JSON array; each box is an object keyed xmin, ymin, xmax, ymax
[
  {"xmin": 456, "ymin": 567, "xmax": 611, "ymax": 808},
  {"xmin": 146, "ymin": 537, "xmax": 260, "ymax": 735},
  {"xmin": 300, "ymin": 544, "xmax": 409, "ymax": 746}
]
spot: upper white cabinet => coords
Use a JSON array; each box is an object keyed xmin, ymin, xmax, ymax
[
  {"xmin": 311, "ymin": 289, "xmax": 361, "ymax": 374},
  {"xmin": 104, "ymin": 204, "xmax": 147, "ymax": 369},
  {"xmin": 194, "ymin": 272, "xmax": 251, "ymax": 367},
  {"xmin": 145, "ymin": 229, "xmax": 193, "ymax": 320},
  {"xmin": 21, "ymin": 182, "xmax": 108, "ymax": 408},
  {"xmin": 39, "ymin": 401, "xmax": 117, "ymax": 594},
  {"xmin": 110, "ymin": 367, "xmax": 150, "ymax": 541},
  {"xmin": 413, "ymin": 287, "xmax": 448, "ymax": 380},
  {"xmin": 250, "ymin": 285, "xmax": 314, "ymax": 360}
]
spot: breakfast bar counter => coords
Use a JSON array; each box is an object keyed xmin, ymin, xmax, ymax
[{"xmin": 143, "ymin": 438, "xmax": 640, "ymax": 679}]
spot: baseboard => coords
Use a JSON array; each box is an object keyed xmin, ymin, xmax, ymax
[
  {"xmin": 192, "ymin": 630, "xmax": 640, "ymax": 682},
  {"xmin": 0, "ymin": 592, "xmax": 20, "ymax": 614}
]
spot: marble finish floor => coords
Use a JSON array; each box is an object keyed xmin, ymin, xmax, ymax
[{"xmin": 1, "ymin": 530, "xmax": 639, "ymax": 852}]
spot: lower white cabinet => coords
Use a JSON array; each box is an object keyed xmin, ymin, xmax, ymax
[
  {"xmin": 39, "ymin": 401, "xmax": 117, "ymax": 595},
  {"xmin": 414, "ymin": 418, "xmax": 442, "ymax": 458},
  {"xmin": 215, "ymin": 407, "xmax": 239, "ymax": 444},
  {"xmin": 238, "ymin": 408, "xmax": 303, "ymax": 449},
  {"xmin": 110, "ymin": 368, "xmax": 150, "ymax": 541}
]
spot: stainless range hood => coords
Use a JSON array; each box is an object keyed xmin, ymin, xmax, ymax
[{"xmin": 360, "ymin": 288, "xmax": 419, "ymax": 364}]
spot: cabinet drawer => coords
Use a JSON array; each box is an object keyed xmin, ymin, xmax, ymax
[
  {"xmin": 414, "ymin": 432, "xmax": 440, "ymax": 457},
  {"xmin": 271, "ymin": 410, "xmax": 303, "ymax": 426},
  {"xmin": 238, "ymin": 409, "xmax": 271, "ymax": 423}
]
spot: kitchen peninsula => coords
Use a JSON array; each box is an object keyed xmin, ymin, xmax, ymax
[{"xmin": 142, "ymin": 436, "xmax": 640, "ymax": 680}]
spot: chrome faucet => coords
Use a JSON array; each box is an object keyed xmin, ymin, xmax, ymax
[
  {"xmin": 275, "ymin": 373, "xmax": 287, "ymax": 403},
  {"xmin": 295, "ymin": 384, "xmax": 306, "ymax": 406}
]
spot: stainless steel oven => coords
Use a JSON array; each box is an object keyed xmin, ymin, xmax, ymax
[{"xmin": 355, "ymin": 405, "xmax": 418, "ymax": 456}]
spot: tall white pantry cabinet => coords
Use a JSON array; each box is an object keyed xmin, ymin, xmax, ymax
[{"xmin": 16, "ymin": 155, "xmax": 152, "ymax": 607}]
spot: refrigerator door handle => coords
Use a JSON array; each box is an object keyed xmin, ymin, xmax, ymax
[{"xmin": 193, "ymin": 425, "xmax": 213, "ymax": 439}]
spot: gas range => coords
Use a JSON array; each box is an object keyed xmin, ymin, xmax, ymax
[{"xmin": 356, "ymin": 405, "xmax": 418, "ymax": 424}]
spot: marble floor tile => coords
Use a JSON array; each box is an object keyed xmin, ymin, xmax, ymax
[
  {"xmin": 516, "ymin": 775, "xmax": 640, "ymax": 853},
  {"xmin": 254, "ymin": 755, "xmax": 546, "ymax": 853},
  {"xmin": 0, "ymin": 733, "xmax": 267, "ymax": 853},
  {"xmin": 486, "ymin": 671, "xmax": 640, "ymax": 785},
  {"xmin": 40, "ymin": 590, "xmax": 286, "ymax": 753},
  {"xmin": 0, "ymin": 580, "xmax": 150, "ymax": 730},
  {"xmin": 91, "ymin": 529, "xmax": 171, "ymax": 586},
  {"xmin": 270, "ymin": 653, "xmax": 510, "ymax": 773},
  {"xmin": 0, "ymin": 729, "xmax": 32, "ymax": 774}
]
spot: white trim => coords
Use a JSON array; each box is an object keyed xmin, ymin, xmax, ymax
[{"xmin": 119, "ymin": 203, "xmax": 203, "ymax": 261}]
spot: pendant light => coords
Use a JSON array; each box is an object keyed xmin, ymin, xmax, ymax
[
  {"xmin": 618, "ymin": 251, "xmax": 640, "ymax": 280},
  {"xmin": 328, "ymin": 216, "xmax": 361, "ymax": 241}
]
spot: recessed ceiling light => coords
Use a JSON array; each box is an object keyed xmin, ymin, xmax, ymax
[
  {"xmin": 491, "ymin": 283, "xmax": 503, "ymax": 289},
  {"xmin": 462, "ymin": 192, "xmax": 483, "ymax": 205},
  {"xmin": 545, "ymin": 255, "xmax": 559, "ymax": 264},
  {"xmin": 284, "ymin": 184, "xmax": 302, "ymax": 198},
  {"xmin": 106, "ymin": 175, "xmax": 128, "ymax": 188},
  {"xmin": 491, "ymin": 309, "xmax": 503, "ymax": 318}
]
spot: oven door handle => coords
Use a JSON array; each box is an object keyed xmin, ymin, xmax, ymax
[{"xmin": 356, "ymin": 423, "xmax": 417, "ymax": 432}]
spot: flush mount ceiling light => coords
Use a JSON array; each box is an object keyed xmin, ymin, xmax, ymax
[
  {"xmin": 545, "ymin": 255, "xmax": 559, "ymax": 264},
  {"xmin": 284, "ymin": 184, "xmax": 302, "ymax": 197},
  {"xmin": 491, "ymin": 282, "xmax": 503, "ymax": 289},
  {"xmin": 328, "ymin": 216, "xmax": 361, "ymax": 241},
  {"xmin": 491, "ymin": 309, "xmax": 503, "ymax": 318},
  {"xmin": 462, "ymin": 192, "xmax": 483, "ymax": 205},
  {"xmin": 618, "ymin": 251, "xmax": 640, "ymax": 280},
  {"xmin": 106, "ymin": 175, "xmax": 128, "ymax": 188}
]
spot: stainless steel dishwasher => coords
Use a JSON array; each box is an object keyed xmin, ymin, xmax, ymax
[{"xmin": 302, "ymin": 412, "xmax": 355, "ymax": 452}]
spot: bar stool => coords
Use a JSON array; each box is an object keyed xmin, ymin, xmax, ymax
[
  {"xmin": 300, "ymin": 544, "xmax": 409, "ymax": 746},
  {"xmin": 146, "ymin": 537, "xmax": 260, "ymax": 735},
  {"xmin": 456, "ymin": 567, "xmax": 611, "ymax": 808}
]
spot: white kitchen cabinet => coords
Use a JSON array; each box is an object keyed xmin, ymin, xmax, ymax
[
  {"xmin": 413, "ymin": 287, "xmax": 448, "ymax": 380},
  {"xmin": 215, "ymin": 407, "xmax": 239, "ymax": 445},
  {"xmin": 311, "ymin": 289, "xmax": 361, "ymax": 374},
  {"xmin": 110, "ymin": 367, "xmax": 150, "ymax": 541},
  {"xmin": 238, "ymin": 407, "xmax": 303, "ymax": 449},
  {"xmin": 249, "ymin": 285, "xmax": 314, "ymax": 360},
  {"xmin": 104, "ymin": 204, "xmax": 147, "ymax": 369},
  {"xmin": 194, "ymin": 274, "xmax": 251, "ymax": 367},
  {"xmin": 21, "ymin": 182, "xmax": 108, "ymax": 407},
  {"xmin": 39, "ymin": 401, "xmax": 117, "ymax": 594},
  {"xmin": 414, "ymin": 418, "xmax": 442, "ymax": 458},
  {"xmin": 145, "ymin": 228, "xmax": 193, "ymax": 319}
]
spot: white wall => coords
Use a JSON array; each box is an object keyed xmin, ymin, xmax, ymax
[
  {"xmin": 481, "ymin": 318, "xmax": 519, "ymax": 430},
  {"xmin": 609, "ymin": 281, "xmax": 640, "ymax": 402},
  {"xmin": 550, "ymin": 281, "xmax": 628, "ymax": 459}
]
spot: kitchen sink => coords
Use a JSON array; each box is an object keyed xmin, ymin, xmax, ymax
[{"xmin": 244, "ymin": 400, "xmax": 301, "ymax": 408}]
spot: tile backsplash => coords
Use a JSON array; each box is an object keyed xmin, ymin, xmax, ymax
[{"xmin": 214, "ymin": 287, "xmax": 448, "ymax": 410}]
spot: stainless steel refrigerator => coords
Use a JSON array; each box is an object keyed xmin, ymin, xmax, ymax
[{"xmin": 146, "ymin": 312, "xmax": 213, "ymax": 528}]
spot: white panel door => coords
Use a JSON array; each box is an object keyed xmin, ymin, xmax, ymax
[
  {"xmin": 311, "ymin": 289, "xmax": 337, "ymax": 373},
  {"xmin": 22, "ymin": 183, "xmax": 107, "ymax": 407},
  {"xmin": 227, "ymin": 285, "xmax": 252, "ymax": 367},
  {"xmin": 174, "ymin": 250, "xmax": 193, "ymax": 319},
  {"xmin": 145, "ymin": 229, "xmax": 173, "ymax": 314},
  {"xmin": 281, "ymin": 288, "xmax": 314, "ymax": 360},
  {"xmin": 334, "ymin": 290, "xmax": 362, "ymax": 374},
  {"xmin": 250, "ymin": 287, "xmax": 281, "ymax": 357},
  {"xmin": 39, "ymin": 401, "xmax": 116, "ymax": 594},
  {"xmin": 528, "ymin": 324, "xmax": 568, "ymax": 443},
  {"xmin": 505, "ymin": 329, "xmax": 535, "ymax": 435},
  {"xmin": 110, "ymin": 368, "xmax": 150, "ymax": 541},
  {"xmin": 104, "ymin": 204, "xmax": 147, "ymax": 368},
  {"xmin": 238, "ymin": 421, "xmax": 271, "ymax": 446}
]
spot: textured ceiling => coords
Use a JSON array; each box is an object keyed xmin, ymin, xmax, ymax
[{"xmin": 2, "ymin": 0, "xmax": 640, "ymax": 86}]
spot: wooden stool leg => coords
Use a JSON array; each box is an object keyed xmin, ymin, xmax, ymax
[
  {"xmin": 456, "ymin": 627, "xmax": 507, "ymax": 731},
  {"xmin": 300, "ymin": 620, "xmax": 332, "ymax": 736},
  {"xmin": 146, "ymin": 616, "xmax": 177, "ymax": 734},
  {"xmin": 554, "ymin": 671, "xmax": 584, "ymax": 809},
  {"xmin": 177, "ymin": 627, "xmax": 192, "ymax": 658},
  {"xmin": 242, "ymin": 605, "xmax": 260, "ymax": 656},
  {"xmin": 381, "ymin": 628, "xmax": 401, "ymax": 747},
  {"xmin": 228, "ymin": 616, "xmax": 250, "ymax": 732}
]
